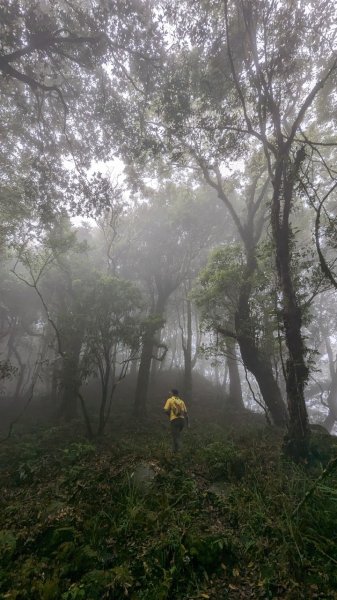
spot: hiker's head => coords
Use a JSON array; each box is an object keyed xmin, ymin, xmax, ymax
[{"xmin": 171, "ymin": 389, "xmax": 179, "ymax": 396}]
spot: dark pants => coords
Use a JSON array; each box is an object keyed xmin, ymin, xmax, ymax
[{"xmin": 170, "ymin": 418, "xmax": 185, "ymax": 452}]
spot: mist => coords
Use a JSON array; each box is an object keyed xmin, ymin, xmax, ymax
[{"xmin": 1, "ymin": 1, "xmax": 337, "ymax": 598}]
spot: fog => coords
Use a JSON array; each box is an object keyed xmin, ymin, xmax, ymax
[
  {"xmin": 3, "ymin": 2, "xmax": 337, "ymax": 598},
  {"xmin": 0, "ymin": 176, "xmax": 336, "ymax": 437},
  {"xmin": 1, "ymin": 0, "xmax": 337, "ymax": 449}
]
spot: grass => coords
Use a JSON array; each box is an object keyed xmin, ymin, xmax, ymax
[{"xmin": 1, "ymin": 419, "xmax": 337, "ymax": 599}]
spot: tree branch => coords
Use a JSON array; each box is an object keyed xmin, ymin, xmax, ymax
[
  {"xmin": 314, "ymin": 182, "xmax": 337, "ymax": 290},
  {"xmin": 287, "ymin": 59, "xmax": 337, "ymax": 147}
]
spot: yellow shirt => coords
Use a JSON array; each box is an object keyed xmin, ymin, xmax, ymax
[{"xmin": 164, "ymin": 396, "xmax": 187, "ymax": 421}]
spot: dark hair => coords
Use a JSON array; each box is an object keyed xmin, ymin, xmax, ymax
[{"xmin": 171, "ymin": 389, "xmax": 179, "ymax": 396}]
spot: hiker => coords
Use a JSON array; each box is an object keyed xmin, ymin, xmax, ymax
[{"xmin": 164, "ymin": 389, "xmax": 188, "ymax": 452}]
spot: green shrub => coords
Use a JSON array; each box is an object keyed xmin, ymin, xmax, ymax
[
  {"xmin": 198, "ymin": 441, "xmax": 245, "ymax": 481},
  {"xmin": 0, "ymin": 530, "xmax": 17, "ymax": 564},
  {"xmin": 185, "ymin": 533, "xmax": 236, "ymax": 574}
]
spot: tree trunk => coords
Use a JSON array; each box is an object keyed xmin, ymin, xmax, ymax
[
  {"xmin": 236, "ymin": 330, "xmax": 287, "ymax": 425},
  {"xmin": 97, "ymin": 352, "xmax": 114, "ymax": 436},
  {"xmin": 225, "ymin": 338, "xmax": 244, "ymax": 410},
  {"xmin": 57, "ymin": 335, "xmax": 82, "ymax": 421},
  {"xmin": 12, "ymin": 345, "xmax": 26, "ymax": 400},
  {"xmin": 134, "ymin": 294, "xmax": 167, "ymax": 417},
  {"xmin": 129, "ymin": 358, "xmax": 138, "ymax": 378},
  {"xmin": 98, "ymin": 380, "xmax": 109, "ymax": 436},
  {"xmin": 222, "ymin": 359, "xmax": 228, "ymax": 395},
  {"xmin": 133, "ymin": 329, "xmax": 155, "ymax": 417},
  {"xmin": 182, "ymin": 298, "xmax": 193, "ymax": 403},
  {"xmin": 183, "ymin": 349, "xmax": 193, "ymax": 404},
  {"xmin": 58, "ymin": 359, "xmax": 80, "ymax": 421},
  {"xmin": 150, "ymin": 329, "xmax": 162, "ymax": 385},
  {"xmin": 235, "ymin": 254, "xmax": 287, "ymax": 426},
  {"xmin": 272, "ymin": 157, "xmax": 309, "ymax": 457}
]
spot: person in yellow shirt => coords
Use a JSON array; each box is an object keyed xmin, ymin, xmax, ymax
[{"xmin": 164, "ymin": 389, "xmax": 188, "ymax": 452}]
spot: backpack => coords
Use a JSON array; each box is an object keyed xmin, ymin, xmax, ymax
[{"xmin": 172, "ymin": 398, "xmax": 183, "ymax": 417}]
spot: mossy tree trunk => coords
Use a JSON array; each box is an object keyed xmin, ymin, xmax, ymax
[
  {"xmin": 235, "ymin": 244, "xmax": 287, "ymax": 426},
  {"xmin": 271, "ymin": 154, "xmax": 310, "ymax": 457}
]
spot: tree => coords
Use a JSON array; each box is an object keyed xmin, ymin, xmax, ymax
[
  {"xmin": 194, "ymin": 241, "xmax": 287, "ymax": 424},
  {"xmin": 129, "ymin": 191, "xmax": 196, "ymax": 416},
  {"xmin": 223, "ymin": 336, "xmax": 244, "ymax": 411},
  {"xmin": 176, "ymin": 282, "xmax": 200, "ymax": 403},
  {"xmin": 307, "ymin": 292, "xmax": 337, "ymax": 431},
  {"xmin": 0, "ymin": 259, "xmax": 44, "ymax": 399},
  {"xmin": 0, "ymin": 0, "xmax": 163, "ymax": 248},
  {"xmin": 120, "ymin": 182, "xmax": 227, "ymax": 416},
  {"xmin": 219, "ymin": 0, "xmax": 337, "ymax": 456},
  {"xmin": 11, "ymin": 217, "xmax": 89, "ymax": 419},
  {"xmin": 10, "ymin": 215, "xmax": 145, "ymax": 434},
  {"xmin": 82, "ymin": 274, "xmax": 143, "ymax": 435},
  {"xmin": 108, "ymin": 0, "xmax": 337, "ymax": 457}
]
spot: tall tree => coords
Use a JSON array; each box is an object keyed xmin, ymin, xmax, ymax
[
  {"xmin": 120, "ymin": 183, "xmax": 222, "ymax": 415},
  {"xmin": 220, "ymin": 0, "xmax": 337, "ymax": 456},
  {"xmin": 108, "ymin": 0, "xmax": 337, "ymax": 457}
]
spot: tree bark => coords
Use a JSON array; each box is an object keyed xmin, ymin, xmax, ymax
[
  {"xmin": 150, "ymin": 329, "xmax": 162, "ymax": 384},
  {"xmin": 236, "ymin": 330, "xmax": 287, "ymax": 425},
  {"xmin": 134, "ymin": 328, "xmax": 156, "ymax": 417},
  {"xmin": 12, "ymin": 346, "xmax": 26, "ymax": 400},
  {"xmin": 134, "ymin": 294, "xmax": 167, "ymax": 417},
  {"xmin": 235, "ymin": 253, "xmax": 288, "ymax": 426},
  {"xmin": 225, "ymin": 338, "xmax": 244, "ymax": 410},
  {"xmin": 57, "ymin": 334, "xmax": 83, "ymax": 421},
  {"xmin": 98, "ymin": 363, "xmax": 110, "ymax": 436},
  {"xmin": 271, "ymin": 156, "xmax": 310, "ymax": 457}
]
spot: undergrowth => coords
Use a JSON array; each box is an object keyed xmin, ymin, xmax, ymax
[{"xmin": 1, "ymin": 422, "xmax": 337, "ymax": 599}]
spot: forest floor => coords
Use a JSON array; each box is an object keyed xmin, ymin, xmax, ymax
[{"xmin": 1, "ymin": 412, "xmax": 337, "ymax": 600}]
